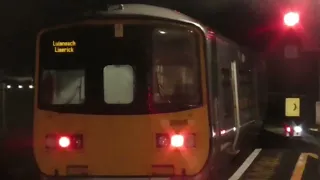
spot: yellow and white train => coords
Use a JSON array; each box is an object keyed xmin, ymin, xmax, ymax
[{"xmin": 33, "ymin": 4, "xmax": 267, "ymax": 179}]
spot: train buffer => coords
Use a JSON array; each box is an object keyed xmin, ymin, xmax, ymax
[{"xmin": 229, "ymin": 149, "xmax": 320, "ymax": 180}]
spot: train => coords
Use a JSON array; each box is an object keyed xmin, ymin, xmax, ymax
[{"xmin": 33, "ymin": 4, "xmax": 267, "ymax": 179}]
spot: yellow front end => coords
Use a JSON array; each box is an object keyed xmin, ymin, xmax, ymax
[
  {"xmin": 34, "ymin": 107, "xmax": 210, "ymax": 177},
  {"xmin": 33, "ymin": 17, "xmax": 210, "ymax": 178}
]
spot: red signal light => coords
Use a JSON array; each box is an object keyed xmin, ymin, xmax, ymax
[
  {"xmin": 58, "ymin": 136, "xmax": 71, "ymax": 148},
  {"xmin": 284, "ymin": 12, "xmax": 299, "ymax": 27}
]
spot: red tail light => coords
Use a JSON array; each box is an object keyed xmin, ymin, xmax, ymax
[
  {"xmin": 45, "ymin": 134, "xmax": 83, "ymax": 150},
  {"xmin": 221, "ymin": 130, "xmax": 226, "ymax": 135},
  {"xmin": 171, "ymin": 135, "xmax": 184, "ymax": 147},
  {"xmin": 286, "ymin": 127, "xmax": 291, "ymax": 132},
  {"xmin": 59, "ymin": 136, "xmax": 71, "ymax": 148},
  {"xmin": 156, "ymin": 133, "xmax": 195, "ymax": 148}
]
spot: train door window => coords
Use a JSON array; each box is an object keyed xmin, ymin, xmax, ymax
[
  {"xmin": 210, "ymin": 36, "xmax": 218, "ymax": 94},
  {"xmin": 238, "ymin": 68, "xmax": 255, "ymax": 121},
  {"xmin": 41, "ymin": 69, "xmax": 85, "ymax": 105},
  {"xmin": 221, "ymin": 68, "xmax": 233, "ymax": 117},
  {"xmin": 216, "ymin": 38, "xmax": 234, "ymax": 123},
  {"xmin": 103, "ymin": 65, "xmax": 135, "ymax": 104}
]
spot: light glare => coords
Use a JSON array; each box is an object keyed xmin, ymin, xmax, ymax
[{"xmin": 284, "ymin": 12, "xmax": 299, "ymax": 27}]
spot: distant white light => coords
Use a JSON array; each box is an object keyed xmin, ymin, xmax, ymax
[
  {"xmin": 294, "ymin": 126, "xmax": 302, "ymax": 133},
  {"xmin": 233, "ymin": 127, "xmax": 236, "ymax": 131},
  {"xmin": 29, "ymin": 85, "xmax": 34, "ymax": 89},
  {"xmin": 18, "ymin": 85, "xmax": 23, "ymax": 89},
  {"xmin": 6, "ymin": 85, "xmax": 11, "ymax": 89},
  {"xmin": 159, "ymin": 30, "xmax": 166, "ymax": 34}
]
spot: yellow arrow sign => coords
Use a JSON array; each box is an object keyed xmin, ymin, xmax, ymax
[
  {"xmin": 285, "ymin": 98, "xmax": 300, "ymax": 117},
  {"xmin": 291, "ymin": 153, "xmax": 318, "ymax": 180}
]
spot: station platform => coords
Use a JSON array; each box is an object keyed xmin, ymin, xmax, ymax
[
  {"xmin": 230, "ymin": 149, "xmax": 320, "ymax": 180},
  {"xmin": 228, "ymin": 126, "xmax": 320, "ymax": 180}
]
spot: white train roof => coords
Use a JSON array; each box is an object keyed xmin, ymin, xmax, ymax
[{"xmin": 98, "ymin": 4, "xmax": 201, "ymax": 27}]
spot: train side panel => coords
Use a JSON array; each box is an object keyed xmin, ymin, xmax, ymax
[
  {"xmin": 254, "ymin": 55, "xmax": 268, "ymax": 121},
  {"xmin": 235, "ymin": 49, "xmax": 265, "ymax": 151},
  {"xmin": 211, "ymin": 36, "xmax": 264, "ymax": 171},
  {"xmin": 210, "ymin": 37, "xmax": 238, "ymax": 172}
]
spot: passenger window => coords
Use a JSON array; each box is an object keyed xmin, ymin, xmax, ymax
[
  {"xmin": 41, "ymin": 70, "xmax": 85, "ymax": 105},
  {"xmin": 103, "ymin": 65, "xmax": 135, "ymax": 104},
  {"xmin": 221, "ymin": 68, "xmax": 233, "ymax": 117},
  {"xmin": 238, "ymin": 69, "xmax": 254, "ymax": 110},
  {"xmin": 152, "ymin": 28, "xmax": 200, "ymax": 105}
]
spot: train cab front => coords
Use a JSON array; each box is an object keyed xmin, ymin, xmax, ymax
[
  {"xmin": 283, "ymin": 119, "xmax": 304, "ymax": 138},
  {"xmin": 34, "ymin": 4, "xmax": 213, "ymax": 180}
]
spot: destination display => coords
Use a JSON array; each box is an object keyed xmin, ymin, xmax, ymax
[{"xmin": 52, "ymin": 40, "xmax": 76, "ymax": 53}]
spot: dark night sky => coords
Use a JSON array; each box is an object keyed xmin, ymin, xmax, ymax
[{"xmin": 0, "ymin": 0, "xmax": 315, "ymax": 76}]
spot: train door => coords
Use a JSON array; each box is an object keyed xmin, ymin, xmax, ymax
[
  {"xmin": 215, "ymin": 38, "xmax": 238, "ymax": 162},
  {"xmin": 230, "ymin": 56, "xmax": 241, "ymax": 152},
  {"xmin": 234, "ymin": 51, "xmax": 262, "ymax": 151}
]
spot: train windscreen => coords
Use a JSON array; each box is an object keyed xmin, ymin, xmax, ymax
[{"xmin": 37, "ymin": 24, "xmax": 202, "ymax": 115}]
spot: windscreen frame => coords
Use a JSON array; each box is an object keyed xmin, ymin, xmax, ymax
[{"xmin": 35, "ymin": 19, "xmax": 206, "ymax": 115}]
